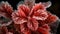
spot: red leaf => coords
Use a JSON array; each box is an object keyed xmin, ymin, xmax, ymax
[
  {"xmin": 18, "ymin": 8, "xmax": 26, "ymax": 18},
  {"xmin": 42, "ymin": 24, "xmax": 50, "ymax": 31},
  {"xmin": 27, "ymin": 18, "xmax": 39, "ymax": 31},
  {"xmin": 18, "ymin": 5, "xmax": 30, "ymax": 16},
  {"xmin": 29, "ymin": 3, "xmax": 47, "ymax": 18},
  {"xmin": 37, "ymin": 24, "xmax": 51, "ymax": 34},
  {"xmin": 20, "ymin": 24, "xmax": 31, "ymax": 34},
  {"xmin": 12, "ymin": 12, "xmax": 27, "ymax": 24},
  {"xmin": 0, "ymin": 1, "xmax": 13, "ymax": 18},
  {"xmin": 45, "ymin": 12, "xmax": 59, "ymax": 24},
  {"xmin": 32, "ymin": 3, "xmax": 45, "ymax": 11},
  {"xmin": 32, "ymin": 10, "xmax": 48, "ymax": 20}
]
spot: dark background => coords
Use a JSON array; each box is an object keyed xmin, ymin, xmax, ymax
[{"xmin": 0, "ymin": 0, "xmax": 60, "ymax": 34}]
